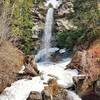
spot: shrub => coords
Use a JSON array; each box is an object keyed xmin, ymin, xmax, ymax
[
  {"xmin": 56, "ymin": 28, "xmax": 84, "ymax": 50},
  {"xmin": 11, "ymin": 0, "xmax": 34, "ymax": 55}
]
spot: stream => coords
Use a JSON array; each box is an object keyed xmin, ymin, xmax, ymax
[{"xmin": 0, "ymin": 0, "xmax": 82, "ymax": 100}]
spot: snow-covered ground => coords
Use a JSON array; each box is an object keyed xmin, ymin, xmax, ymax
[{"xmin": 0, "ymin": 57, "xmax": 82, "ymax": 100}]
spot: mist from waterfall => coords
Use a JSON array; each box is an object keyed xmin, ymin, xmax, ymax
[{"xmin": 42, "ymin": 7, "xmax": 54, "ymax": 59}]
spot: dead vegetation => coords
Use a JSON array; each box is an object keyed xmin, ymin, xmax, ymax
[{"xmin": 0, "ymin": 41, "xmax": 24, "ymax": 93}]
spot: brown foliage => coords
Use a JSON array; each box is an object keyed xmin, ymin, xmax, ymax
[{"xmin": 0, "ymin": 41, "xmax": 24, "ymax": 93}]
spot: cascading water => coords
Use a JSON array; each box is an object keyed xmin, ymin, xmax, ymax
[
  {"xmin": 40, "ymin": 0, "xmax": 62, "ymax": 61},
  {"xmin": 42, "ymin": 7, "xmax": 54, "ymax": 59}
]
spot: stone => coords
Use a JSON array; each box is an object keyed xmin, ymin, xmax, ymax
[
  {"xmin": 27, "ymin": 91, "xmax": 42, "ymax": 100},
  {"xmin": 50, "ymin": 50, "xmax": 62, "ymax": 62},
  {"xmin": 42, "ymin": 79, "xmax": 68, "ymax": 100},
  {"xmin": 66, "ymin": 40, "xmax": 100, "ymax": 96},
  {"xmin": 23, "ymin": 55, "xmax": 39, "ymax": 76}
]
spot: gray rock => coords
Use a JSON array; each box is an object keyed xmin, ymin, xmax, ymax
[{"xmin": 27, "ymin": 92, "xmax": 42, "ymax": 100}]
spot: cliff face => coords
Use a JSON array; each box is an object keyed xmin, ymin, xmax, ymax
[
  {"xmin": 0, "ymin": 41, "xmax": 24, "ymax": 93},
  {"xmin": 67, "ymin": 39, "xmax": 100, "ymax": 96}
]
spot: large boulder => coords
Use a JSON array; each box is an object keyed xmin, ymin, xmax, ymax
[
  {"xmin": 0, "ymin": 41, "xmax": 24, "ymax": 93},
  {"xmin": 66, "ymin": 40, "xmax": 100, "ymax": 96}
]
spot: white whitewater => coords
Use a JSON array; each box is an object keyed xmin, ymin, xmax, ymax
[{"xmin": 42, "ymin": 7, "xmax": 54, "ymax": 59}]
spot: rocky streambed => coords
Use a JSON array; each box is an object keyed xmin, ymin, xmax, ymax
[
  {"xmin": 0, "ymin": 55, "xmax": 82, "ymax": 100},
  {"xmin": 0, "ymin": 42, "xmax": 100, "ymax": 100}
]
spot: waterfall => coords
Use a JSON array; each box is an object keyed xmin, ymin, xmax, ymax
[
  {"xmin": 35, "ymin": 0, "xmax": 62, "ymax": 62},
  {"xmin": 42, "ymin": 7, "xmax": 54, "ymax": 59}
]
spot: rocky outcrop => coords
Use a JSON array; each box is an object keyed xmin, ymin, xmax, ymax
[
  {"xmin": 55, "ymin": 0, "xmax": 77, "ymax": 32},
  {"xmin": 27, "ymin": 92, "xmax": 42, "ymax": 100},
  {"xmin": 17, "ymin": 55, "xmax": 39, "ymax": 80},
  {"xmin": 42, "ymin": 79, "xmax": 68, "ymax": 100},
  {"xmin": 24, "ymin": 55, "xmax": 39, "ymax": 76},
  {"xmin": 31, "ymin": 4, "xmax": 46, "ymax": 38},
  {"xmin": 31, "ymin": 0, "xmax": 76, "ymax": 49},
  {"xmin": 66, "ymin": 40, "xmax": 100, "ymax": 96},
  {"xmin": 0, "ymin": 41, "xmax": 24, "ymax": 93}
]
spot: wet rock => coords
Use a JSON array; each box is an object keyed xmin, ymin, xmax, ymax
[
  {"xmin": 24, "ymin": 65, "xmax": 38, "ymax": 76},
  {"xmin": 27, "ymin": 91, "xmax": 42, "ymax": 100},
  {"xmin": 42, "ymin": 88, "xmax": 68, "ymax": 100},
  {"xmin": 24, "ymin": 55, "xmax": 39, "ymax": 76},
  {"xmin": 16, "ymin": 55, "xmax": 39, "ymax": 80},
  {"xmin": 50, "ymin": 50, "xmax": 62, "ymax": 62},
  {"xmin": 66, "ymin": 51, "xmax": 82, "ymax": 71},
  {"xmin": 16, "ymin": 74, "xmax": 32, "ymax": 80},
  {"xmin": 0, "ymin": 41, "xmax": 24, "ymax": 93},
  {"xmin": 42, "ymin": 79, "xmax": 68, "ymax": 100}
]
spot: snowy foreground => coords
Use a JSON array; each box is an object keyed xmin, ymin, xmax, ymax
[{"xmin": 0, "ymin": 58, "xmax": 82, "ymax": 100}]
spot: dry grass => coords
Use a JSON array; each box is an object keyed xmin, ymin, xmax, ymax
[{"xmin": 0, "ymin": 41, "xmax": 24, "ymax": 93}]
